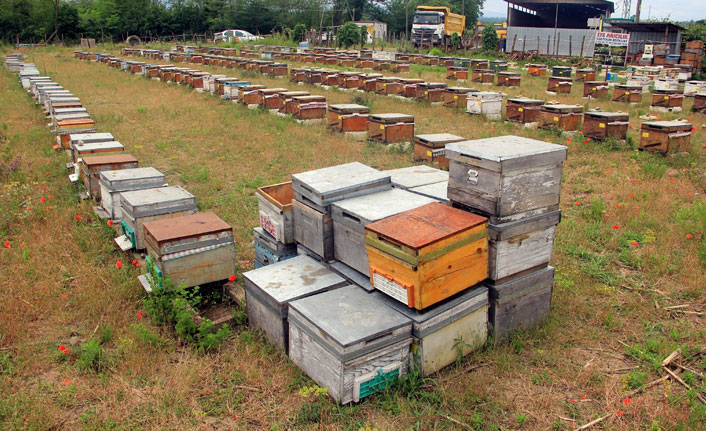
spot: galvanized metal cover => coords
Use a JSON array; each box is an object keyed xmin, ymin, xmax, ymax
[
  {"xmin": 243, "ymin": 255, "xmax": 346, "ymax": 305},
  {"xmin": 121, "ymin": 186, "xmax": 194, "ymax": 210},
  {"xmin": 292, "ymin": 162, "xmax": 390, "ymax": 201},
  {"xmin": 74, "ymin": 141, "xmax": 123, "ymax": 152},
  {"xmin": 328, "ymin": 104, "xmax": 369, "ymax": 112},
  {"xmin": 69, "ymin": 133, "xmax": 114, "ymax": 144},
  {"xmin": 445, "ymin": 136, "xmax": 568, "ymax": 164},
  {"xmin": 409, "ymin": 181, "xmax": 448, "ymax": 202},
  {"xmin": 288, "ymin": 285, "xmax": 411, "ymax": 348},
  {"xmin": 507, "ymin": 97, "xmax": 544, "ymax": 104},
  {"xmin": 332, "ymin": 188, "xmax": 435, "ymax": 227},
  {"xmin": 370, "ymin": 113, "xmax": 414, "ymax": 121},
  {"xmin": 541, "ymin": 104, "xmax": 582, "ymax": 112},
  {"xmin": 100, "ymin": 167, "xmax": 164, "ymax": 186},
  {"xmin": 643, "ymin": 121, "xmax": 691, "ymax": 129},
  {"xmin": 415, "ymin": 133, "xmax": 464, "ymax": 144},
  {"xmin": 585, "ymin": 110, "xmax": 629, "ymax": 118},
  {"xmin": 384, "ymin": 165, "xmax": 449, "ymax": 189}
]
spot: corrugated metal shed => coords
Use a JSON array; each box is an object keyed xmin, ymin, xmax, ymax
[{"xmin": 506, "ymin": 27, "xmax": 596, "ymax": 57}]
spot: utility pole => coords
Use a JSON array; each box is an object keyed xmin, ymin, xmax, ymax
[
  {"xmin": 634, "ymin": 0, "xmax": 642, "ymax": 21},
  {"xmin": 405, "ymin": 0, "xmax": 409, "ymax": 41}
]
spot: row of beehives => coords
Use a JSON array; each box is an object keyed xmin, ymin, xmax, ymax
[
  {"xmin": 7, "ymin": 56, "xmax": 240, "ymax": 302},
  {"xmin": 244, "ymin": 132, "xmax": 567, "ymax": 404}
]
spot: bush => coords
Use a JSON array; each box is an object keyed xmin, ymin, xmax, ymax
[
  {"xmin": 482, "ymin": 25, "xmax": 499, "ymax": 51},
  {"xmin": 293, "ymin": 24, "xmax": 306, "ymax": 43},
  {"xmin": 359, "ymin": 25, "xmax": 368, "ymax": 47},
  {"xmin": 450, "ymin": 32, "xmax": 460, "ymax": 49},
  {"xmin": 337, "ymin": 22, "xmax": 360, "ymax": 49}
]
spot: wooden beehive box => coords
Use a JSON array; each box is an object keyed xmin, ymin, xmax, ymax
[
  {"xmin": 583, "ymin": 111, "xmax": 629, "ymax": 140},
  {"xmin": 527, "ymin": 64, "xmax": 547, "ymax": 76},
  {"xmin": 368, "ymin": 113, "xmax": 414, "ymax": 144},
  {"xmin": 538, "ymin": 104, "xmax": 583, "ymax": 131},
  {"xmin": 343, "ymin": 74, "xmax": 363, "ymax": 89},
  {"xmin": 639, "ymin": 121, "xmax": 693, "ymax": 153},
  {"xmin": 446, "ymin": 67, "xmax": 468, "ymax": 80},
  {"xmin": 575, "ymin": 68, "xmax": 595, "ymax": 81},
  {"xmin": 488, "ymin": 210, "xmax": 560, "ymax": 281},
  {"xmin": 486, "ymin": 266, "xmax": 554, "ymax": 340},
  {"xmin": 274, "ymin": 91, "xmax": 309, "ymax": 111},
  {"xmin": 142, "ymin": 212, "xmax": 235, "ymax": 291},
  {"xmin": 651, "ymin": 89, "xmax": 683, "ymax": 109},
  {"xmin": 332, "ymin": 188, "xmax": 435, "ymax": 275},
  {"xmin": 466, "ymin": 92, "xmax": 503, "ymax": 120},
  {"xmin": 57, "ymin": 121, "xmax": 97, "ymax": 148},
  {"xmin": 239, "ymin": 85, "xmax": 268, "ymax": 105},
  {"xmin": 384, "ymin": 165, "xmax": 449, "ymax": 190},
  {"xmin": 496, "ymin": 72, "xmax": 520, "ymax": 87},
  {"xmin": 612, "ymin": 84, "xmax": 642, "ymax": 103},
  {"xmin": 471, "ymin": 69, "xmax": 494, "ymax": 84},
  {"xmin": 390, "ymin": 62, "xmax": 409, "ymax": 73},
  {"xmin": 288, "ymin": 285, "xmax": 412, "ymax": 404},
  {"xmin": 244, "ymin": 255, "xmax": 347, "ymax": 351},
  {"xmin": 253, "ymin": 227, "xmax": 296, "ymax": 268},
  {"xmin": 694, "ymin": 93, "xmax": 706, "ymax": 113},
  {"xmin": 191, "ymin": 72, "xmax": 210, "ymax": 89},
  {"xmin": 256, "ymin": 182, "xmax": 295, "ymax": 245},
  {"xmin": 284, "ymin": 94, "xmax": 323, "ymax": 114},
  {"xmin": 375, "ymin": 77, "xmax": 401, "ymax": 95},
  {"xmin": 365, "ymin": 203, "xmax": 488, "ymax": 310},
  {"xmin": 292, "ymin": 199, "xmax": 334, "ymax": 261},
  {"xmin": 547, "ymin": 76, "xmax": 572, "ymax": 93},
  {"xmin": 375, "ymin": 286, "xmax": 487, "ymax": 376},
  {"xmin": 471, "ymin": 59, "xmax": 489, "ymax": 69},
  {"xmin": 292, "ymin": 162, "xmax": 391, "ymax": 214},
  {"xmin": 72, "ymin": 141, "xmax": 124, "ymax": 164},
  {"xmin": 416, "ymin": 82, "xmax": 447, "ymax": 102},
  {"xmin": 583, "ymin": 81, "xmax": 609, "ymax": 98},
  {"xmin": 254, "ymin": 88, "xmax": 288, "ymax": 107},
  {"xmin": 327, "ymin": 104, "xmax": 370, "ymax": 133},
  {"xmin": 99, "ymin": 167, "xmax": 166, "ymax": 220},
  {"xmin": 323, "ymin": 73, "xmax": 342, "ymax": 87},
  {"xmin": 506, "ymin": 98, "xmax": 544, "ymax": 123},
  {"xmin": 290, "ymin": 96, "xmax": 327, "ymax": 120},
  {"xmin": 443, "ymin": 87, "xmax": 475, "ymax": 108},
  {"xmin": 81, "ymin": 154, "xmax": 138, "ymax": 200},
  {"xmin": 116, "ymin": 186, "xmax": 197, "ymax": 251},
  {"xmin": 67, "ymin": 132, "xmax": 113, "ymax": 152},
  {"xmin": 551, "ymin": 66, "xmax": 571, "ymax": 77},
  {"xmin": 400, "ymin": 79, "xmax": 425, "ymax": 98},
  {"xmin": 445, "ymin": 136, "xmax": 567, "ymax": 224},
  {"xmin": 413, "ymin": 133, "xmax": 465, "ymax": 169}
]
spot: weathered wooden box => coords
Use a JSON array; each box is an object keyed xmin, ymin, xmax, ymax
[
  {"xmin": 288, "ymin": 285, "xmax": 412, "ymax": 404},
  {"xmin": 583, "ymin": 81, "xmax": 609, "ymax": 98},
  {"xmin": 253, "ymin": 88, "xmax": 288, "ymax": 107},
  {"xmin": 244, "ymin": 255, "xmax": 347, "ymax": 351},
  {"xmin": 72, "ymin": 141, "xmax": 124, "ymax": 164},
  {"xmin": 100, "ymin": 167, "xmax": 166, "ymax": 220},
  {"xmin": 651, "ymin": 89, "xmax": 683, "ymax": 109},
  {"xmin": 486, "ymin": 266, "xmax": 554, "ymax": 340},
  {"xmin": 143, "ymin": 212, "xmax": 235, "ymax": 290},
  {"xmin": 292, "ymin": 162, "xmax": 391, "ymax": 214},
  {"xmin": 327, "ymin": 104, "xmax": 370, "ymax": 132},
  {"xmin": 528, "ymin": 64, "xmax": 546, "ymax": 76},
  {"xmin": 285, "ymin": 95, "xmax": 326, "ymax": 117},
  {"xmin": 684, "ymin": 80, "xmax": 706, "ymax": 96},
  {"xmin": 443, "ymin": 87, "xmax": 475, "ymax": 109},
  {"xmin": 583, "ymin": 111, "xmax": 629, "ymax": 140},
  {"xmin": 471, "ymin": 59, "xmax": 489, "ymax": 69},
  {"xmin": 274, "ymin": 91, "xmax": 309, "ymax": 112},
  {"xmin": 471, "ymin": 69, "xmax": 494, "ymax": 84},
  {"xmin": 612, "ymin": 84, "xmax": 642, "ymax": 103},
  {"xmin": 368, "ymin": 113, "xmax": 414, "ymax": 144},
  {"xmin": 538, "ymin": 104, "xmax": 583, "ymax": 131},
  {"xmin": 57, "ymin": 120, "xmax": 97, "ymax": 148},
  {"xmin": 496, "ymin": 72, "xmax": 520, "ymax": 87},
  {"xmin": 292, "ymin": 199, "xmax": 334, "ymax": 261},
  {"xmin": 256, "ymin": 182, "xmax": 295, "ymax": 245},
  {"xmin": 81, "ymin": 154, "xmax": 138, "ymax": 200},
  {"xmin": 384, "ymin": 165, "xmax": 449, "ymax": 190},
  {"xmin": 639, "ymin": 121, "xmax": 692, "ymax": 153},
  {"xmin": 506, "ymin": 98, "xmax": 544, "ymax": 123},
  {"xmin": 446, "ymin": 67, "xmax": 468, "ymax": 80},
  {"xmin": 365, "ymin": 203, "xmax": 488, "ymax": 310},
  {"xmin": 66, "ymin": 132, "xmax": 113, "ymax": 152},
  {"xmin": 390, "ymin": 62, "xmax": 409, "ymax": 73},
  {"xmin": 551, "ymin": 66, "xmax": 571, "ymax": 77},
  {"xmin": 400, "ymin": 79, "xmax": 424, "ymax": 98},
  {"xmin": 332, "ymin": 189, "xmax": 435, "ymax": 275},
  {"xmin": 253, "ymin": 227, "xmax": 297, "ymax": 268},
  {"xmin": 412, "ymin": 133, "xmax": 465, "ymax": 170},
  {"xmin": 488, "ymin": 210, "xmax": 560, "ymax": 281},
  {"xmin": 117, "ymin": 186, "xmax": 197, "ymax": 251},
  {"xmin": 466, "ymin": 92, "xmax": 503, "ymax": 120},
  {"xmin": 375, "ymin": 77, "xmax": 401, "ymax": 95},
  {"xmin": 375, "ymin": 286, "xmax": 488, "ymax": 376},
  {"xmin": 694, "ymin": 93, "xmax": 706, "ymax": 113},
  {"xmin": 416, "ymin": 83, "xmax": 447, "ymax": 102},
  {"xmin": 575, "ymin": 68, "xmax": 595, "ymax": 81},
  {"xmin": 547, "ymin": 77, "xmax": 572, "ymax": 93},
  {"xmin": 446, "ymin": 136, "xmax": 567, "ymax": 223}
]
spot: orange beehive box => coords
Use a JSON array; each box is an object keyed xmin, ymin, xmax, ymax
[
  {"xmin": 365, "ymin": 202, "xmax": 489, "ymax": 310},
  {"xmin": 639, "ymin": 121, "xmax": 692, "ymax": 153},
  {"xmin": 547, "ymin": 77, "xmax": 572, "ymax": 93},
  {"xmin": 368, "ymin": 113, "xmax": 414, "ymax": 144},
  {"xmin": 327, "ymin": 104, "xmax": 370, "ymax": 132}
]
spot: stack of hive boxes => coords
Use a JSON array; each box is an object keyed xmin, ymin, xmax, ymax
[
  {"xmin": 445, "ymin": 136, "xmax": 567, "ymax": 340},
  {"xmin": 253, "ymin": 182, "xmax": 297, "ymax": 268},
  {"xmin": 682, "ymin": 41, "xmax": 704, "ymax": 70}
]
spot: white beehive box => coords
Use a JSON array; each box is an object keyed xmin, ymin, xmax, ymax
[
  {"xmin": 288, "ymin": 285, "xmax": 412, "ymax": 404},
  {"xmin": 466, "ymin": 92, "xmax": 503, "ymax": 120},
  {"xmin": 99, "ymin": 167, "xmax": 166, "ymax": 220},
  {"xmin": 243, "ymin": 255, "xmax": 347, "ymax": 351}
]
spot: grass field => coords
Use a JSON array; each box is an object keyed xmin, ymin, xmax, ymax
[{"xmin": 1, "ymin": 45, "xmax": 705, "ymax": 430}]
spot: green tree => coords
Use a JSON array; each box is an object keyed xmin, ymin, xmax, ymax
[
  {"xmin": 293, "ymin": 23, "xmax": 306, "ymax": 43},
  {"xmin": 359, "ymin": 24, "xmax": 368, "ymax": 47},
  {"xmin": 337, "ymin": 21, "xmax": 359, "ymax": 48},
  {"xmin": 482, "ymin": 24, "xmax": 498, "ymax": 51},
  {"xmin": 683, "ymin": 20, "xmax": 706, "ymax": 42}
]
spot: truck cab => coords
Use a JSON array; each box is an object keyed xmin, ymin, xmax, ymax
[{"xmin": 412, "ymin": 10, "xmax": 446, "ymax": 46}]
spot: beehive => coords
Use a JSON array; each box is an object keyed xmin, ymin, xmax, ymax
[
  {"xmin": 72, "ymin": 141, "xmax": 124, "ymax": 164},
  {"xmin": 253, "ymin": 227, "xmax": 297, "ymax": 268},
  {"xmin": 547, "ymin": 76, "xmax": 572, "ymax": 93},
  {"xmin": 332, "ymin": 188, "xmax": 435, "ymax": 275},
  {"xmin": 274, "ymin": 91, "xmax": 309, "ymax": 111},
  {"xmin": 575, "ymin": 68, "xmax": 595, "ymax": 81},
  {"xmin": 375, "ymin": 286, "xmax": 488, "ymax": 376},
  {"xmin": 243, "ymin": 255, "xmax": 347, "ymax": 351},
  {"xmin": 376, "ymin": 77, "xmax": 401, "ymax": 95},
  {"xmin": 66, "ymin": 132, "xmax": 114, "ymax": 152},
  {"xmin": 583, "ymin": 81, "xmax": 609, "ymax": 98},
  {"xmin": 446, "ymin": 136, "xmax": 568, "ymax": 224},
  {"xmin": 256, "ymin": 182, "xmax": 295, "ymax": 245},
  {"xmin": 471, "ymin": 69, "xmax": 494, "ymax": 84},
  {"xmin": 551, "ymin": 66, "xmax": 571, "ymax": 77},
  {"xmin": 413, "ymin": 133, "xmax": 465, "ymax": 170},
  {"xmin": 651, "ymin": 89, "xmax": 683, "ymax": 110},
  {"xmin": 496, "ymin": 72, "xmax": 520, "ymax": 87},
  {"xmin": 80, "ymin": 154, "xmax": 138, "ymax": 200},
  {"xmin": 684, "ymin": 81, "xmax": 706, "ymax": 96},
  {"xmin": 365, "ymin": 203, "xmax": 489, "ymax": 310},
  {"xmin": 612, "ymin": 84, "xmax": 642, "ymax": 103},
  {"xmin": 99, "ymin": 167, "xmax": 166, "ymax": 220},
  {"xmin": 466, "ymin": 92, "xmax": 503, "ymax": 120},
  {"xmin": 446, "ymin": 66, "xmax": 468, "ymax": 80},
  {"xmin": 538, "ymin": 104, "xmax": 583, "ymax": 131},
  {"xmin": 471, "ymin": 59, "xmax": 489, "ymax": 69},
  {"xmin": 142, "ymin": 212, "xmax": 235, "ymax": 290},
  {"xmin": 367, "ymin": 113, "xmax": 414, "ymax": 144},
  {"xmin": 285, "ymin": 95, "xmax": 326, "ymax": 119},
  {"xmin": 116, "ymin": 186, "xmax": 197, "ymax": 251},
  {"xmin": 327, "ymin": 104, "xmax": 370, "ymax": 133},
  {"xmin": 694, "ymin": 93, "xmax": 706, "ymax": 113},
  {"xmin": 582, "ymin": 111, "xmax": 629, "ymax": 140},
  {"xmin": 443, "ymin": 87, "xmax": 475, "ymax": 109},
  {"xmin": 639, "ymin": 121, "xmax": 692, "ymax": 153},
  {"xmin": 486, "ymin": 266, "xmax": 554, "ymax": 340},
  {"xmin": 408, "ymin": 181, "xmax": 449, "ymax": 204},
  {"xmin": 527, "ymin": 64, "xmax": 547, "ymax": 76},
  {"xmin": 384, "ymin": 165, "xmax": 449, "ymax": 190},
  {"xmin": 288, "ymin": 285, "xmax": 412, "ymax": 404},
  {"xmin": 416, "ymin": 82, "xmax": 447, "ymax": 102},
  {"xmin": 506, "ymin": 98, "xmax": 544, "ymax": 124}
]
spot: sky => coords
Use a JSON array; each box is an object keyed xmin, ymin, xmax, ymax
[{"xmin": 481, "ymin": 0, "xmax": 706, "ymax": 22}]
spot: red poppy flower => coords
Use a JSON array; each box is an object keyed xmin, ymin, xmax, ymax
[
  {"xmin": 616, "ymin": 410, "xmax": 623, "ymax": 416},
  {"xmin": 613, "ymin": 225, "xmax": 620, "ymax": 230},
  {"xmin": 58, "ymin": 344, "xmax": 66, "ymax": 351},
  {"xmin": 63, "ymin": 348, "xmax": 70, "ymax": 354},
  {"xmin": 229, "ymin": 274, "xmax": 236, "ymax": 282},
  {"xmin": 616, "ymin": 204, "xmax": 621, "ymax": 209},
  {"xmin": 75, "ymin": 215, "xmax": 82, "ymax": 220},
  {"xmin": 40, "ymin": 197, "xmax": 46, "ymax": 203},
  {"xmin": 48, "ymin": 195, "xmax": 54, "ymax": 199},
  {"xmin": 19, "ymin": 243, "xmax": 24, "ymax": 248},
  {"xmin": 686, "ymin": 233, "xmax": 692, "ymax": 239},
  {"xmin": 566, "ymin": 138, "xmax": 570, "ymax": 144},
  {"xmin": 628, "ymin": 125, "xmax": 632, "ymax": 129},
  {"xmin": 669, "ymin": 178, "xmax": 675, "ymax": 183},
  {"xmin": 581, "ymin": 396, "xmax": 587, "ymax": 400},
  {"xmin": 131, "ymin": 259, "xmax": 138, "ymax": 265},
  {"xmin": 631, "ymin": 179, "xmax": 636, "ymax": 183},
  {"xmin": 116, "ymin": 261, "xmax": 123, "ymax": 269},
  {"xmin": 631, "ymin": 242, "xmax": 638, "ymax": 246},
  {"xmin": 46, "ymin": 172, "xmax": 50, "ymax": 175},
  {"xmin": 570, "ymin": 399, "xmax": 576, "ymax": 403},
  {"xmin": 241, "ymin": 261, "xmax": 248, "ymax": 265},
  {"xmin": 137, "ymin": 311, "xmax": 143, "ymax": 320},
  {"xmin": 107, "ymin": 220, "xmax": 113, "ymax": 227},
  {"xmin": 63, "ymin": 379, "xmax": 70, "ymax": 385},
  {"xmin": 42, "ymin": 186, "xmax": 47, "ymax": 191},
  {"xmin": 575, "ymin": 201, "xmax": 581, "ymax": 206},
  {"xmin": 623, "ymin": 396, "xmax": 631, "ymax": 405},
  {"xmin": 630, "ymin": 193, "xmax": 635, "ymax": 198},
  {"xmin": 3, "ymin": 241, "xmax": 9, "ymax": 249},
  {"xmin": 61, "ymin": 295, "xmax": 67, "ymax": 300}
]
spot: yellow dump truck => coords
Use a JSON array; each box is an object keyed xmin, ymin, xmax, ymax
[{"xmin": 412, "ymin": 6, "xmax": 466, "ymax": 47}]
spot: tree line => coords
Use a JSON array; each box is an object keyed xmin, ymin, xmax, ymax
[{"xmin": 0, "ymin": 0, "xmax": 484, "ymax": 44}]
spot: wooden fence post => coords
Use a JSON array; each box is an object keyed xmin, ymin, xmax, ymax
[
  {"xmin": 580, "ymin": 35, "xmax": 586, "ymax": 58},
  {"xmin": 569, "ymin": 35, "xmax": 572, "ymax": 57}
]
